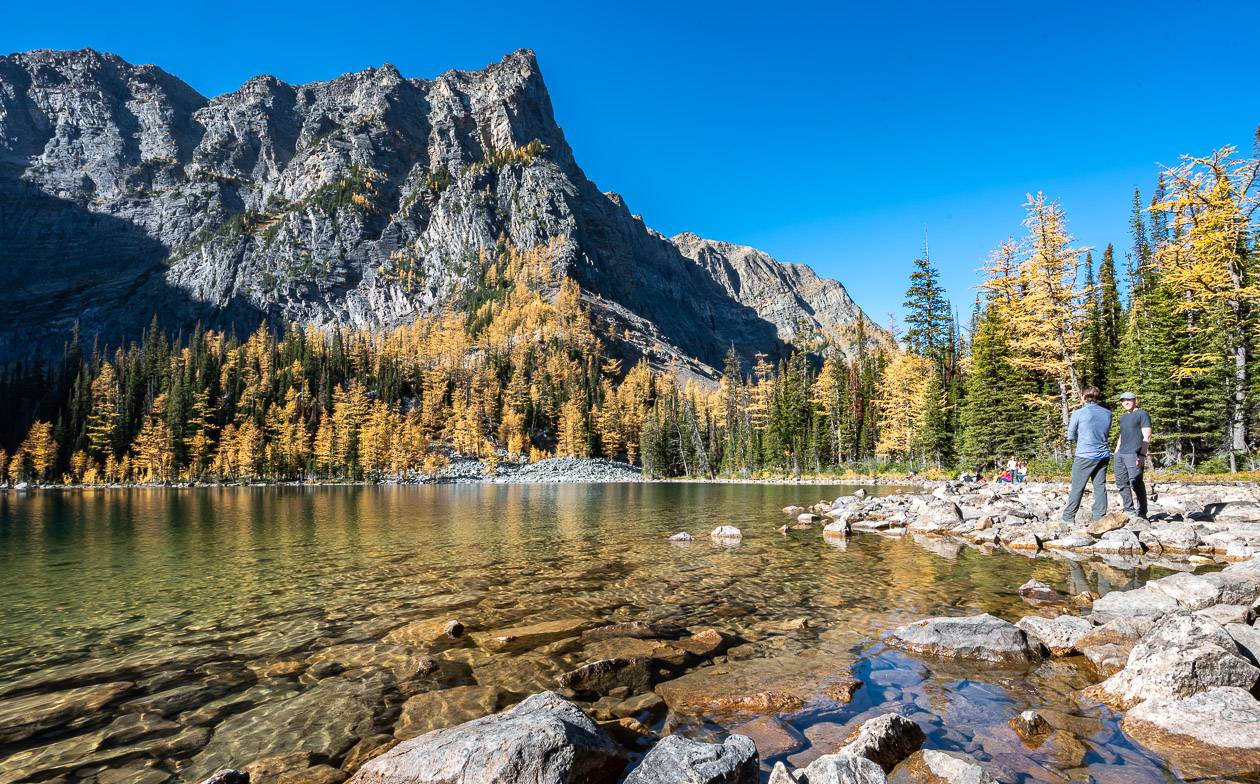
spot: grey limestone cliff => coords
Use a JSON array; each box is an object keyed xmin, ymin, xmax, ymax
[{"xmin": 0, "ymin": 47, "xmax": 880, "ymax": 376}]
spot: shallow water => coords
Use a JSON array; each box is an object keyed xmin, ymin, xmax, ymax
[{"xmin": 0, "ymin": 483, "xmax": 1213, "ymax": 782}]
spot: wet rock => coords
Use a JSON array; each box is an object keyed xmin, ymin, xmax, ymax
[
  {"xmin": 674, "ymin": 628, "xmax": 735, "ymax": 658},
  {"xmin": 200, "ymin": 771, "xmax": 249, "ymax": 784},
  {"xmin": 839, "ymin": 712, "xmax": 925, "ymax": 773},
  {"xmin": 800, "ymin": 752, "xmax": 887, "ymax": 784},
  {"xmin": 382, "ymin": 618, "xmax": 465, "ymax": 647},
  {"xmin": 581, "ymin": 621, "xmax": 662, "ymax": 641},
  {"xmin": 470, "ymin": 618, "xmax": 595, "ymax": 653},
  {"xmin": 1081, "ymin": 643, "xmax": 1129, "ymax": 677},
  {"xmin": 1008, "ymin": 710, "xmax": 1049, "ymax": 740},
  {"xmin": 907, "ymin": 499, "xmax": 962, "ymax": 533},
  {"xmin": 279, "ymin": 764, "xmax": 346, "ymax": 783},
  {"xmin": 731, "ymin": 715, "xmax": 807, "ymax": 759},
  {"xmin": 1084, "ymin": 642, "xmax": 1258, "ymax": 709},
  {"xmin": 613, "ymin": 691, "xmax": 664, "ymax": 719},
  {"xmin": 557, "ymin": 657, "xmax": 651, "ymax": 697},
  {"xmin": 798, "ymin": 513, "xmax": 823, "ymax": 524},
  {"xmin": 655, "ymin": 654, "xmax": 860, "ymax": 717},
  {"xmin": 1043, "ymin": 535, "xmax": 1094, "ymax": 550},
  {"xmin": 394, "ymin": 685, "xmax": 513, "ymax": 739},
  {"xmin": 623, "ymin": 733, "xmax": 758, "ymax": 784},
  {"xmin": 1015, "ymin": 616, "xmax": 1091, "ymax": 656},
  {"xmin": 348, "ymin": 691, "xmax": 623, "ymax": 784},
  {"xmin": 887, "ymin": 614, "xmax": 1038, "ymax": 666},
  {"xmin": 1086, "ymin": 512, "xmax": 1130, "ymax": 537},
  {"xmin": 306, "ymin": 643, "xmax": 436, "ymax": 682},
  {"xmin": 784, "ymin": 506, "xmax": 806, "ymax": 515},
  {"xmin": 230, "ymin": 618, "xmax": 329, "ymax": 658},
  {"xmin": 823, "ymin": 521, "xmax": 850, "ymax": 538},
  {"xmin": 1016, "ymin": 580, "xmax": 1059, "ymax": 602},
  {"xmin": 670, "ymin": 532, "xmax": 694, "ymax": 542},
  {"xmin": 1122, "ymin": 686, "xmax": 1260, "ymax": 776},
  {"xmin": 711, "ymin": 526, "xmax": 743, "ymax": 543},
  {"xmin": 119, "ymin": 682, "xmax": 224, "ymax": 717},
  {"xmin": 892, "ymin": 750, "xmax": 996, "ymax": 784},
  {"xmin": 582, "ymin": 637, "xmax": 689, "ymax": 667},
  {"xmin": 0, "ymin": 680, "xmax": 133, "ymax": 743},
  {"xmin": 1089, "ymin": 588, "xmax": 1179, "ymax": 623},
  {"xmin": 187, "ymin": 676, "xmax": 381, "ymax": 779}
]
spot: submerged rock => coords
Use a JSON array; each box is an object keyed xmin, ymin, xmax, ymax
[
  {"xmin": 623, "ymin": 734, "xmax": 758, "ymax": 784},
  {"xmin": 1015, "ymin": 579, "xmax": 1059, "ymax": 602},
  {"xmin": 887, "ymin": 614, "xmax": 1038, "ymax": 666},
  {"xmin": 893, "ymin": 749, "xmax": 996, "ymax": 784},
  {"xmin": 557, "ymin": 657, "xmax": 651, "ymax": 697},
  {"xmin": 349, "ymin": 692, "xmax": 623, "ymax": 784},
  {"xmin": 394, "ymin": 685, "xmax": 513, "ymax": 739},
  {"xmin": 0, "ymin": 680, "xmax": 134, "ymax": 744},
  {"xmin": 470, "ymin": 618, "xmax": 595, "ymax": 653},
  {"xmin": 655, "ymin": 654, "xmax": 860, "ymax": 717}
]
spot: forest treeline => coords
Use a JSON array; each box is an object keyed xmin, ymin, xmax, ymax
[{"xmin": 1, "ymin": 141, "xmax": 1258, "ymax": 483}]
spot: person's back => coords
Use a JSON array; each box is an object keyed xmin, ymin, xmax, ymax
[
  {"xmin": 1061, "ymin": 387, "xmax": 1113, "ymax": 522},
  {"xmin": 1067, "ymin": 402, "xmax": 1112, "ymax": 459}
]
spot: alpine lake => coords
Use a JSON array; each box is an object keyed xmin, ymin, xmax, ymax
[{"xmin": 0, "ymin": 482, "xmax": 1212, "ymax": 783}]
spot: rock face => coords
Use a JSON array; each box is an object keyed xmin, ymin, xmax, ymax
[
  {"xmin": 1122, "ymin": 686, "xmax": 1260, "ymax": 776},
  {"xmin": 348, "ymin": 691, "xmax": 623, "ymax": 784},
  {"xmin": 622, "ymin": 734, "xmax": 758, "ymax": 784},
  {"xmin": 0, "ymin": 48, "xmax": 882, "ymax": 373},
  {"xmin": 887, "ymin": 614, "xmax": 1038, "ymax": 666},
  {"xmin": 839, "ymin": 713, "xmax": 925, "ymax": 773}
]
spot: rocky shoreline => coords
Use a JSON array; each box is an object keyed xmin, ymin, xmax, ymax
[{"xmin": 8, "ymin": 480, "xmax": 1260, "ymax": 783}]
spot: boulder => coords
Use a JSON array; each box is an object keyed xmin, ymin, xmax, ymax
[
  {"xmin": 1081, "ymin": 643, "xmax": 1129, "ymax": 677},
  {"xmin": 1015, "ymin": 615, "xmax": 1092, "ymax": 656},
  {"xmin": 1084, "ymin": 643, "xmax": 1258, "ymax": 709},
  {"xmin": 655, "ymin": 654, "xmax": 861, "ymax": 717},
  {"xmin": 800, "ymin": 753, "xmax": 887, "ymax": 784},
  {"xmin": 767, "ymin": 762, "xmax": 798, "ymax": 784},
  {"xmin": 823, "ymin": 521, "xmax": 850, "ymax": 538},
  {"xmin": 623, "ymin": 734, "xmax": 758, "ymax": 784},
  {"xmin": 1226, "ymin": 622, "xmax": 1260, "ymax": 665},
  {"xmin": 581, "ymin": 622, "xmax": 663, "ymax": 642},
  {"xmin": 557, "ymin": 657, "xmax": 651, "ymax": 697},
  {"xmin": 730, "ymin": 715, "xmax": 806, "ymax": 759},
  {"xmin": 838, "ymin": 713, "xmax": 925, "ymax": 773},
  {"xmin": 887, "ymin": 614, "xmax": 1038, "ymax": 666},
  {"xmin": 798, "ymin": 513, "xmax": 823, "ymax": 525},
  {"xmin": 673, "ymin": 628, "xmax": 734, "ymax": 658},
  {"xmin": 908, "ymin": 499, "xmax": 962, "ymax": 533},
  {"xmin": 348, "ymin": 692, "xmax": 623, "ymax": 784},
  {"xmin": 1008, "ymin": 710, "xmax": 1049, "ymax": 740},
  {"xmin": 394, "ymin": 686, "xmax": 513, "ymax": 739},
  {"xmin": 711, "ymin": 526, "xmax": 743, "ymax": 543},
  {"xmin": 1122, "ymin": 686, "xmax": 1260, "ymax": 776},
  {"xmin": 383, "ymin": 619, "xmax": 466, "ymax": 647},
  {"xmin": 1074, "ymin": 616, "xmax": 1154, "ymax": 649},
  {"xmin": 1043, "ymin": 534, "xmax": 1094, "ymax": 550},
  {"xmin": 1089, "ymin": 587, "xmax": 1179, "ymax": 623},
  {"xmin": 1127, "ymin": 613, "xmax": 1237, "ymax": 660},
  {"xmin": 1146, "ymin": 524, "xmax": 1200, "ymax": 552},
  {"xmin": 471, "ymin": 619, "xmax": 595, "ymax": 653},
  {"xmin": 200, "ymin": 773, "xmax": 249, "ymax": 784},
  {"xmin": 1087, "ymin": 511, "xmax": 1130, "ymax": 537},
  {"xmin": 1146, "ymin": 571, "xmax": 1260, "ymax": 611},
  {"xmin": 891, "ymin": 750, "xmax": 996, "ymax": 784},
  {"xmin": 1091, "ymin": 530, "xmax": 1142, "ymax": 555},
  {"xmin": 1015, "ymin": 580, "xmax": 1059, "ymax": 602}
]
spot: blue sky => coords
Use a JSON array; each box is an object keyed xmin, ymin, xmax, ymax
[{"xmin": 5, "ymin": 0, "xmax": 1259, "ymax": 325}]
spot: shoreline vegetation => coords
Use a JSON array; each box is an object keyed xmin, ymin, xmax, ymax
[{"xmin": 3, "ymin": 141, "xmax": 1260, "ymax": 489}]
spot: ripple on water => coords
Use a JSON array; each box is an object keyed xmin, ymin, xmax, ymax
[{"xmin": 0, "ymin": 484, "xmax": 1202, "ymax": 782}]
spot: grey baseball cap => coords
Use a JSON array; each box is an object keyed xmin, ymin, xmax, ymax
[{"xmin": 1119, "ymin": 391, "xmax": 1137, "ymax": 400}]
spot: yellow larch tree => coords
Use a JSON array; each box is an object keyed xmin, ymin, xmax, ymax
[{"xmin": 875, "ymin": 351, "xmax": 933, "ymax": 461}]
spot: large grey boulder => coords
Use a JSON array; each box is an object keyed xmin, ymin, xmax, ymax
[
  {"xmin": 1084, "ymin": 643, "xmax": 1258, "ymax": 709},
  {"xmin": 623, "ymin": 734, "xmax": 757, "ymax": 784},
  {"xmin": 1122, "ymin": 687, "xmax": 1260, "ymax": 776},
  {"xmin": 1146, "ymin": 571, "xmax": 1260, "ymax": 611},
  {"xmin": 887, "ymin": 614, "xmax": 1038, "ymax": 665},
  {"xmin": 1126, "ymin": 613, "xmax": 1237, "ymax": 660},
  {"xmin": 799, "ymin": 753, "xmax": 887, "ymax": 784},
  {"xmin": 1015, "ymin": 615, "xmax": 1092, "ymax": 656},
  {"xmin": 838, "ymin": 713, "xmax": 924, "ymax": 773},
  {"xmin": 347, "ymin": 692, "xmax": 623, "ymax": 784},
  {"xmin": 895, "ymin": 750, "xmax": 995, "ymax": 784},
  {"xmin": 1089, "ymin": 587, "xmax": 1180, "ymax": 623}
]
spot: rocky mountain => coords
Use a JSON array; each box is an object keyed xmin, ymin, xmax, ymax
[{"xmin": 0, "ymin": 47, "xmax": 881, "ymax": 376}]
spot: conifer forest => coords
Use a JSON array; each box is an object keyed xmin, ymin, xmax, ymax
[{"xmin": 2, "ymin": 141, "xmax": 1258, "ymax": 483}]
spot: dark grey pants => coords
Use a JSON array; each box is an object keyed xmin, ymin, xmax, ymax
[
  {"xmin": 1114, "ymin": 452, "xmax": 1147, "ymax": 517},
  {"xmin": 1061, "ymin": 456, "xmax": 1110, "ymax": 522}
]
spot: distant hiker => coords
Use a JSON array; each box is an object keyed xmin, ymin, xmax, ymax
[
  {"xmin": 1061, "ymin": 386, "xmax": 1112, "ymax": 522},
  {"xmin": 1016, "ymin": 460, "xmax": 1028, "ymax": 483},
  {"xmin": 1113, "ymin": 391, "xmax": 1152, "ymax": 519}
]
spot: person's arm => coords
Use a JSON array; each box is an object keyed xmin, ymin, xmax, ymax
[{"xmin": 1066, "ymin": 410, "xmax": 1079, "ymax": 443}]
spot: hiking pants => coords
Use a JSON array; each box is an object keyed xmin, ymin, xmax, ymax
[{"xmin": 1062, "ymin": 456, "xmax": 1109, "ymax": 523}]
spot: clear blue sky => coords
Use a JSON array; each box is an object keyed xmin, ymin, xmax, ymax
[{"xmin": 6, "ymin": 0, "xmax": 1259, "ymax": 326}]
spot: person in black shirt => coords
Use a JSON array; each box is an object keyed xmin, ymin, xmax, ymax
[{"xmin": 1113, "ymin": 391, "xmax": 1152, "ymax": 518}]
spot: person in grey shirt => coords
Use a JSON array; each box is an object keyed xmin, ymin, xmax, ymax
[
  {"xmin": 1061, "ymin": 385, "xmax": 1113, "ymax": 522},
  {"xmin": 1113, "ymin": 391, "xmax": 1152, "ymax": 518}
]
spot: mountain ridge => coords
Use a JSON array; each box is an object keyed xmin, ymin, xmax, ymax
[{"xmin": 0, "ymin": 47, "xmax": 882, "ymax": 377}]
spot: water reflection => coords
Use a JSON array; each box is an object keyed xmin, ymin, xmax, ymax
[{"xmin": 0, "ymin": 484, "xmax": 1194, "ymax": 782}]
